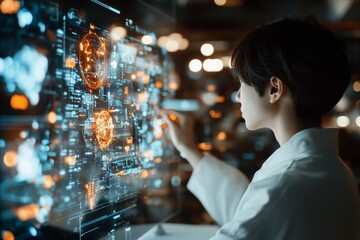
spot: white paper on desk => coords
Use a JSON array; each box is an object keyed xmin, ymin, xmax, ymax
[{"xmin": 138, "ymin": 223, "xmax": 219, "ymax": 240}]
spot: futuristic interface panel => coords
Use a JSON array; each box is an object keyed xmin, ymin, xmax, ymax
[{"xmin": 0, "ymin": 1, "xmax": 179, "ymax": 239}]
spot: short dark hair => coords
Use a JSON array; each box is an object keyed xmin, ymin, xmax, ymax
[{"xmin": 231, "ymin": 16, "xmax": 351, "ymax": 122}]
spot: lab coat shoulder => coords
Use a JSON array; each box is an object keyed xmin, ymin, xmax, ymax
[
  {"xmin": 211, "ymin": 155, "xmax": 360, "ymax": 240},
  {"xmin": 187, "ymin": 154, "xmax": 250, "ymax": 225}
]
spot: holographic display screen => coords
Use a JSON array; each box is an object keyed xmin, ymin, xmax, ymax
[{"xmin": 0, "ymin": 1, "xmax": 178, "ymax": 239}]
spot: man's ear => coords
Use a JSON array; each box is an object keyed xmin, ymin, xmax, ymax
[{"xmin": 269, "ymin": 77, "xmax": 284, "ymax": 103}]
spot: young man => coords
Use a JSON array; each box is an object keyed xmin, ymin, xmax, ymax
[{"xmin": 161, "ymin": 16, "xmax": 360, "ymax": 239}]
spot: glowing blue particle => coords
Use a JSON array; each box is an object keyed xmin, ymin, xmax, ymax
[
  {"xmin": 0, "ymin": 139, "xmax": 5, "ymax": 148},
  {"xmin": 17, "ymin": 8, "xmax": 33, "ymax": 28},
  {"xmin": 56, "ymin": 29, "xmax": 64, "ymax": 35},
  {"xmin": 171, "ymin": 176, "xmax": 181, "ymax": 187},
  {"xmin": 111, "ymin": 60, "xmax": 117, "ymax": 69},
  {"xmin": 32, "ymin": 120, "xmax": 39, "ymax": 129},
  {"xmin": 153, "ymin": 179, "xmax": 163, "ymax": 188},
  {"xmin": 38, "ymin": 22, "xmax": 46, "ymax": 32},
  {"xmin": 28, "ymin": 227, "xmax": 37, "ymax": 237}
]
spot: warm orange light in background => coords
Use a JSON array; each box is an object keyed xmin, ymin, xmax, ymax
[
  {"xmin": 198, "ymin": 142, "xmax": 212, "ymax": 151},
  {"xmin": 0, "ymin": 0, "xmax": 20, "ymax": 14},
  {"xmin": 154, "ymin": 157, "xmax": 162, "ymax": 164},
  {"xmin": 3, "ymin": 150, "xmax": 17, "ymax": 167},
  {"xmin": 65, "ymin": 57, "xmax": 76, "ymax": 69},
  {"xmin": 43, "ymin": 175, "xmax": 54, "ymax": 189},
  {"xmin": 216, "ymin": 131, "xmax": 227, "ymax": 141},
  {"xmin": 131, "ymin": 73, "xmax": 137, "ymax": 80},
  {"xmin": 216, "ymin": 96, "xmax": 225, "ymax": 103},
  {"xmin": 141, "ymin": 170, "xmax": 149, "ymax": 179},
  {"xmin": 2, "ymin": 230, "xmax": 15, "ymax": 240},
  {"xmin": 168, "ymin": 81, "xmax": 179, "ymax": 91},
  {"xmin": 13, "ymin": 204, "xmax": 40, "ymax": 221},
  {"xmin": 126, "ymin": 137, "xmax": 133, "ymax": 145},
  {"xmin": 138, "ymin": 92, "xmax": 150, "ymax": 103},
  {"xmin": 353, "ymin": 81, "xmax": 360, "ymax": 92},
  {"xmin": 209, "ymin": 110, "xmax": 222, "ymax": 119},
  {"xmin": 10, "ymin": 94, "xmax": 29, "ymax": 111},
  {"xmin": 169, "ymin": 114, "xmax": 177, "ymax": 122},
  {"xmin": 155, "ymin": 80, "xmax": 163, "ymax": 89},
  {"xmin": 214, "ymin": 0, "xmax": 227, "ymax": 6},
  {"xmin": 141, "ymin": 35, "xmax": 153, "ymax": 45},
  {"xmin": 142, "ymin": 74, "xmax": 150, "ymax": 84},
  {"xmin": 48, "ymin": 111, "xmax": 56, "ymax": 124},
  {"xmin": 207, "ymin": 84, "xmax": 216, "ymax": 92},
  {"xmin": 64, "ymin": 155, "xmax": 76, "ymax": 166},
  {"xmin": 124, "ymin": 86, "xmax": 129, "ymax": 95}
]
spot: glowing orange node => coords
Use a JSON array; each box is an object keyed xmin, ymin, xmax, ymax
[
  {"xmin": 138, "ymin": 92, "xmax": 149, "ymax": 103},
  {"xmin": 169, "ymin": 114, "xmax": 177, "ymax": 122},
  {"xmin": 2, "ymin": 230, "xmax": 15, "ymax": 240},
  {"xmin": 43, "ymin": 175, "xmax": 54, "ymax": 189},
  {"xmin": 198, "ymin": 142, "xmax": 212, "ymax": 151},
  {"xmin": 154, "ymin": 157, "xmax": 162, "ymax": 164},
  {"xmin": 10, "ymin": 94, "xmax": 28, "ymax": 110},
  {"xmin": 65, "ymin": 57, "xmax": 76, "ymax": 69},
  {"xmin": 48, "ymin": 111, "xmax": 56, "ymax": 124},
  {"xmin": 141, "ymin": 170, "xmax": 149, "ymax": 179},
  {"xmin": 13, "ymin": 204, "xmax": 40, "ymax": 221},
  {"xmin": 64, "ymin": 155, "xmax": 76, "ymax": 166},
  {"xmin": 94, "ymin": 111, "xmax": 114, "ymax": 149},
  {"xmin": 155, "ymin": 80, "xmax": 163, "ymax": 89},
  {"xmin": 0, "ymin": 0, "xmax": 20, "ymax": 14},
  {"xmin": 3, "ymin": 150, "xmax": 17, "ymax": 167},
  {"xmin": 126, "ymin": 137, "xmax": 133, "ymax": 144},
  {"xmin": 216, "ymin": 96, "xmax": 225, "ymax": 103},
  {"xmin": 142, "ymin": 74, "xmax": 150, "ymax": 84},
  {"xmin": 207, "ymin": 84, "xmax": 216, "ymax": 92},
  {"xmin": 124, "ymin": 145, "xmax": 130, "ymax": 153},
  {"xmin": 209, "ymin": 110, "xmax": 222, "ymax": 119},
  {"xmin": 85, "ymin": 182, "xmax": 95, "ymax": 210},
  {"xmin": 79, "ymin": 32, "xmax": 107, "ymax": 90},
  {"xmin": 217, "ymin": 131, "xmax": 227, "ymax": 141}
]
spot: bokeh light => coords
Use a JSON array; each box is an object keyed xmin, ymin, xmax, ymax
[
  {"xmin": 336, "ymin": 115, "xmax": 350, "ymax": 127},
  {"xmin": 10, "ymin": 94, "xmax": 28, "ymax": 110},
  {"xmin": 200, "ymin": 43, "xmax": 214, "ymax": 56},
  {"xmin": 189, "ymin": 59, "xmax": 202, "ymax": 72}
]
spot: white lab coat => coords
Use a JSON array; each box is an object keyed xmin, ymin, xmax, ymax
[{"xmin": 187, "ymin": 128, "xmax": 360, "ymax": 240}]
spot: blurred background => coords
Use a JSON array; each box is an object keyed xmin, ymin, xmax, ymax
[{"xmin": 1, "ymin": 0, "xmax": 360, "ymax": 239}]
